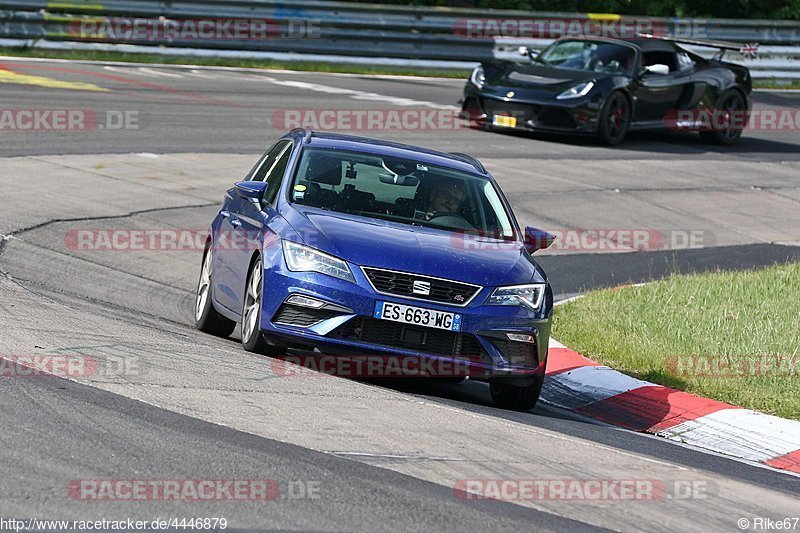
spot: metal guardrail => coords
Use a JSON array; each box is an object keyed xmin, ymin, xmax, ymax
[{"xmin": 1, "ymin": 1, "xmax": 799, "ymax": 79}]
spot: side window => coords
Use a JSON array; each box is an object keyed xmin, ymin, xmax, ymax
[
  {"xmin": 263, "ymin": 144, "xmax": 293, "ymax": 205},
  {"xmin": 245, "ymin": 146, "xmax": 273, "ymax": 181},
  {"xmin": 249, "ymin": 141, "xmax": 290, "ymax": 182},
  {"xmin": 677, "ymin": 51, "xmax": 695, "ymax": 72}
]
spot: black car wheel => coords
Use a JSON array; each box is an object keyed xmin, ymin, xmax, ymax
[
  {"xmin": 489, "ymin": 376, "xmax": 544, "ymax": 411},
  {"xmin": 700, "ymin": 90, "xmax": 747, "ymax": 146},
  {"xmin": 195, "ymin": 247, "xmax": 236, "ymax": 337},
  {"xmin": 597, "ymin": 92, "xmax": 630, "ymax": 146}
]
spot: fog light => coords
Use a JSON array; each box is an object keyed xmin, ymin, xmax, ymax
[
  {"xmin": 286, "ymin": 295, "xmax": 325, "ymax": 309},
  {"xmin": 506, "ymin": 333, "xmax": 535, "ymax": 344}
]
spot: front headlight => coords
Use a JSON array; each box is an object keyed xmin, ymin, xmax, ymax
[
  {"xmin": 282, "ymin": 240, "xmax": 355, "ymax": 283},
  {"xmin": 556, "ymin": 81, "xmax": 595, "ymax": 100},
  {"xmin": 469, "ymin": 65, "xmax": 485, "ymax": 89},
  {"xmin": 487, "ymin": 284, "xmax": 546, "ymax": 311}
]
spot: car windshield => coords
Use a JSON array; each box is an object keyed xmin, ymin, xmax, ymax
[
  {"xmin": 289, "ymin": 147, "xmax": 516, "ymax": 239},
  {"xmin": 539, "ymin": 40, "xmax": 634, "ymax": 74}
]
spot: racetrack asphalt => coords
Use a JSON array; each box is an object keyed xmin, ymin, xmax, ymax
[{"xmin": 1, "ymin": 57, "xmax": 799, "ymax": 531}]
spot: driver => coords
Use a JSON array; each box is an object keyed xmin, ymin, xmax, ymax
[{"xmin": 424, "ymin": 179, "xmax": 467, "ymax": 220}]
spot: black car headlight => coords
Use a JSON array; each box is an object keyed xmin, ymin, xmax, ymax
[
  {"xmin": 469, "ymin": 65, "xmax": 486, "ymax": 89},
  {"xmin": 487, "ymin": 284, "xmax": 546, "ymax": 311},
  {"xmin": 282, "ymin": 240, "xmax": 355, "ymax": 283},
  {"xmin": 556, "ymin": 81, "xmax": 595, "ymax": 100}
]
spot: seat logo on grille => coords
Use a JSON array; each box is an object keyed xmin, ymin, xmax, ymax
[{"xmin": 412, "ymin": 280, "xmax": 431, "ymax": 296}]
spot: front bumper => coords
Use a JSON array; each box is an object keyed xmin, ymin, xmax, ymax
[
  {"xmin": 461, "ymin": 84, "xmax": 601, "ymax": 134},
  {"xmin": 258, "ymin": 259, "xmax": 551, "ymax": 383}
]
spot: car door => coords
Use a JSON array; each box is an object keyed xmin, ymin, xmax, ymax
[
  {"xmin": 227, "ymin": 140, "xmax": 294, "ymax": 311},
  {"xmin": 632, "ymin": 50, "xmax": 691, "ymax": 122},
  {"xmin": 213, "ymin": 142, "xmax": 285, "ymax": 313}
]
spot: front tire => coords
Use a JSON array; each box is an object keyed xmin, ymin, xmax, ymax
[
  {"xmin": 241, "ymin": 259, "xmax": 285, "ymax": 355},
  {"xmin": 490, "ymin": 376, "xmax": 544, "ymax": 411},
  {"xmin": 195, "ymin": 247, "xmax": 236, "ymax": 337},
  {"xmin": 597, "ymin": 92, "xmax": 630, "ymax": 146}
]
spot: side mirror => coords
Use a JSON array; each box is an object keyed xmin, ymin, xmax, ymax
[
  {"xmin": 235, "ymin": 181, "xmax": 268, "ymax": 204},
  {"xmin": 643, "ymin": 64, "xmax": 670, "ymax": 76},
  {"xmin": 524, "ymin": 226, "xmax": 556, "ymax": 254}
]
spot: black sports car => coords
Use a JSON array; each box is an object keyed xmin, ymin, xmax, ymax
[{"xmin": 460, "ymin": 35, "xmax": 753, "ymax": 145}]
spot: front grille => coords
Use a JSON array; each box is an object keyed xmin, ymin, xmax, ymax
[
  {"xmin": 273, "ymin": 304, "xmax": 341, "ymax": 327},
  {"xmin": 480, "ymin": 97, "xmax": 541, "ymax": 123},
  {"xmin": 362, "ymin": 267, "xmax": 481, "ymax": 307},
  {"xmin": 492, "ymin": 339, "xmax": 538, "ymax": 367},
  {"xmin": 329, "ymin": 317, "xmax": 489, "ymax": 362}
]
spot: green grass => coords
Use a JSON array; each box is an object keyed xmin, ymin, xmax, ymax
[
  {"xmin": 754, "ymin": 80, "xmax": 800, "ymax": 90},
  {"xmin": 0, "ymin": 47, "xmax": 471, "ymax": 78},
  {"xmin": 552, "ymin": 262, "xmax": 800, "ymax": 419}
]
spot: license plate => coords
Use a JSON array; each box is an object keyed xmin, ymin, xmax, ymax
[
  {"xmin": 374, "ymin": 301, "xmax": 462, "ymax": 332},
  {"xmin": 492, "ymin": 114, "xmax": 517, "ymax": 128}
]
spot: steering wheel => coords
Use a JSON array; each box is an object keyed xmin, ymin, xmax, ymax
[
  {"xmin": 427, "ymin": 212, "xmax": 475, "ymax": 230},
  {"xmin": 428, "ymin": 211, "xmax": 464, "ymax": 219}
]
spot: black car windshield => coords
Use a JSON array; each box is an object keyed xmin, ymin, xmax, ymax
[
  {"xmin": 289, "ymin": 147, "xmax": 516, "ymax": 239},
  {"xmin": 539, "ymin": 40, "xmax": 635, "ymax": 74}
]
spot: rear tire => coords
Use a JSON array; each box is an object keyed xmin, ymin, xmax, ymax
[
  {"xmin": 597, "ymin": 92, "xmax": 630, "ymax": 146},
  {"xmin": 241, "ymin": 259, "xmax": 285, "ymax": 356},
  {"xmin": 490, "ymin": 376, "xmax": 544, "ymax": 411},
  {"xmin": 699, "ymin": 89, "xmax": 747, "ymax": 146},
  {"xmin": 195, "ymin": 247, "xmax": 236, "ymax": 338}
]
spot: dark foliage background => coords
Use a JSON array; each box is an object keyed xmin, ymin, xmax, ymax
[{"xmin": 348, "ymin": 0, "xmax": 799, "ymax": 19}]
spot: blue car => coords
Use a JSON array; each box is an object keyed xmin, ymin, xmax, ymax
[{"xmin": 194, "ymin": 129, "xmax": 555, "ymax": 410}]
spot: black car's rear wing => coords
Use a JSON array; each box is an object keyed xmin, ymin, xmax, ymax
[{"xmin": 636, "ymin": 33, "xmax": 754, "ymax": 60}]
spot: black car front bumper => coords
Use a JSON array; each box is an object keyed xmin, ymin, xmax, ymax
[{"xmin": 461, "ymin": 85, "xmax": 602, "ymax": 134}]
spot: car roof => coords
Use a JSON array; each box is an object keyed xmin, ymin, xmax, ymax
[
  {"xmin": 622, "ymin": 38, "xmax": 678, "ymax": 52},
  {"xmin": 557, "ymin": 35, "xmax": 677, "ymax": 53},
  {"xmin": 285, "ymin": 130, "xmax": 489, "ymax": 176}
]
